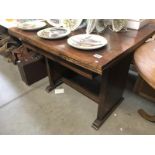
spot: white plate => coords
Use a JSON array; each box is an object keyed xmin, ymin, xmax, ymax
[
  {"xmin": 46, "ymin": 19, "xmax": 62, "ymax": 27},
  {"xmin": 17, "ymin": 21, "xmax": 46, "ymax": 30},
  {"xmin": 67, "ymin": 34, "xmax": 107, "ymax": 50},
  {"xmin": 37, "ymin": 27, "xmax": 70, "ymax": 39},
  {"xmin": 61, "ymin": 19, "xmax": 83, "ymax": 31}
]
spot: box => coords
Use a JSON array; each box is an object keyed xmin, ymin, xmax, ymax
[
  {"xmin": 17, "ymin": 55, "xmax": 47, "ymax": 85},
  {"xmin": 126, "ymin": 19, "xmax": 150, "ymax": 30}
]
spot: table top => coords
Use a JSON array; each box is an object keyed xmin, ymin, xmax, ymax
[
  {"xmin": 9, "ymin": 24, "xmax": 155, "ymax": 74},
  {"xmin": 134, "ymin": 40, "xmax": 155, "ymax": 89}
]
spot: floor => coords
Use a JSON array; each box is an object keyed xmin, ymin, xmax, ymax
[{"xmin": 0, "ymin": 56, "xmax": 155, "ymax": 135}]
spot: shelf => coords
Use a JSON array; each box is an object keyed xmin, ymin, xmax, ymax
[{"xmin": 62, "ymin": 73, "xmax": 101, "ymax": 103}]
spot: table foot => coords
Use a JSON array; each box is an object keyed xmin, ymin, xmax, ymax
[
  {"xmin": 92, "ymin": 119, "xmax": 104, "ymax": 130},
  {"xmin": 92, "ymin": 97, "xmax": 124, "ymax": 130},
  {"xmin": 45, "ymin": 85, "xmax": 54, "ymax": 93},
  {"xmin": 45, "ymin": 81, "xmax": 63, "ymax": 93},
  {"xmin": 138, "ymin": 109, "xmax": 155, "ymax": 122}
]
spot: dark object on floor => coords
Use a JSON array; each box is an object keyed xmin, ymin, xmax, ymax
[
  {"xmin": 134, "ymin": 40, "xmax": 155, "ymax": 121},
  {"xmin": 16, "ymin": 45, "xmax": 47, "ymax": 85},
  {"xmin": 138, "ymin": 109, "xmax": 155, "ymax": 122}
]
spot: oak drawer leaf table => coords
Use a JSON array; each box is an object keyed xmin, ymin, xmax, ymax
[{"xmin": 9, "ymin": 24, "xmax": 155, "ymax": 129}]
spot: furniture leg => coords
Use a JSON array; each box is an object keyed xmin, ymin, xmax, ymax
[
  {"xmin": 92, "ymin": 55, "xmax": 132, "ymax": 130},
  {"xmin": 45, "ymin": 58, "xmax": 63, "ymax": 93}
]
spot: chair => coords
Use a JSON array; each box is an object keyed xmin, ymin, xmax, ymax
[{"xmin": 134, "ymin": 40, "xmax": 155, "ymax": 122}]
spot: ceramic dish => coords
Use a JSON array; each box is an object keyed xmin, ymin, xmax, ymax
[
  {"xmin": 67, "ymin": 34, "xmax": 107, "ymax": 50},
  {"xmin": 46, "ymin": 19, "xmax": 62, "ymax": 27},
  {"xmin": 17, "ymin": 21, "xmax": 46, "ymax": 30},
  {"xmin": 37, "ymin": 27, "xmax": 70, "ymax": 39},
  {"xmin": 61, "ymin": 19, "xmax": 83, "ymax": 31}
]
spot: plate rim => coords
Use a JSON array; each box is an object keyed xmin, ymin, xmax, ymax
[
  {"xmin": 17, "ymin": 21, "xmax": 46, "ymax": 30},
  {"xmin": 67, "ymin": 34, "xmax": 108, "ymax": 50},
  {"xmin": 61, "ymin": 19, "xmax": 83, "ymax": 31},
  {"xmin": 37, "ymin": 27, "xmax": 71, "ymax": 39},
  {"xmin": 46, "ymin": 19, "xmax": 62, "ymax": 27}
]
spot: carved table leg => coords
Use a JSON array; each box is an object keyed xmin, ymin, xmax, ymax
[
  {"xmin": 45, "ymin": 58, "xmax": 63, "ymax": 93},
  {"xmin": 92, "ymin": 55, "xmax": 132, "ymax": 130},
  {"xmin": 138, "ymin": 109, "xmax": 155, "ymax": 122}
]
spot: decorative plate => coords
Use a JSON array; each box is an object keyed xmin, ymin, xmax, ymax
[
  {"xmin": 61, "ymin": 19, "xmax": 83, "ymax": 31},
  {"xmin": 46, "ymin": 19, "xmax": 62, "ymax": 27},
  {"xmin": 67, "ymin": 34, "xmax": 107, "ymax": 50},
  {"xmin": 37, "ymin": 27, "xmax": 70, "ymax": 39},
  {"xmin": 17, "ymin": 21, "xmax": 46, "ymax": 30}
]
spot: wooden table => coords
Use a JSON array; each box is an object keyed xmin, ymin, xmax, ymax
[
  {"xmin": 134, "ymin": 40, "xmax": 155, "ymax": 122},
  {"xmin": 8, "ymin": 24, "xmax": 155, "ymax": 129}
]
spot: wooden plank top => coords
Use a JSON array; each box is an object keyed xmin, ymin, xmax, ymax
[
  {"xmin": 134, "ymin": 40, "xmax": 155, "ymax": 89},
  {"xmin": 9, "ymin": 24, "xmax": 155, "ymax": 74}
]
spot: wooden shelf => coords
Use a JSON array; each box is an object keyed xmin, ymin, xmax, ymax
[{"xmin": 62, "ymin": 73, "xmax": 101, "ymax": 103}]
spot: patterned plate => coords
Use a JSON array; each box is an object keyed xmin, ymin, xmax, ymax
[
  {"xmin": 67, "ymin": 34, "xmax": 107, "ymax": 50},
  {"xmin": 37, "ymin": 27, "xmax": 70, "ymax": 39},
  {"xmin": 61, "ymin": 19, "xmax": 83, "ymax": 31},
  {"xmin": 46, "ymin": 19, "xmax": 62, "ymax": 27},
  {"xmin": 17, "ymin": 21, "xmax": 46, "ymax": 30}
]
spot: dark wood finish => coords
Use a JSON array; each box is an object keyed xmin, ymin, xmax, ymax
[
  {"xmin": 62, "ymin": 74, "xmax": 100, "ymax": 103},
  {"xmin": 92, "ymin": 54, "xmax": 132, "ymax": 129},
  {"xmin": 17, "ymin": 55, "xmax": 47, "ymax": 85},
  {"xmin": 134, "ymin": 41, "xmax": 155, "ymax": 89},
  {"xmin": 24, "ymin": 42, "xmax": 95, "ymax": 80},
  {"xmin": 134, "ymin": 41, "xmax": 155, "ymax": 122},
  {"xmin": 8, "ymin": 24, "xmax": 155, "ymax": 129},
  {"xmin": 45, "ymin": 58, "xmax": 63, "ymax": 92},
  {"xmin": 9, "ymin": 24, "xmax": 155, "ymax": 74}
]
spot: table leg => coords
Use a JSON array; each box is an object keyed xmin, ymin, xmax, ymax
[
  {"xmin": 92, "ymin": 55, "xmax": 132, "ymax": 130},
  {"xmin": 45, "ymin": 58, "xmax": 63, "ymax": 93}
]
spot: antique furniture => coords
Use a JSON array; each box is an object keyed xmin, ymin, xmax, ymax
[
  {"xmin": 8, "ymin": 24, "xmax": 155, "ymax": 129},
  {"xmin": 134, "ymin": 76, "xmax": 155, "ymax": 103},
  {"xmin": 134, "ymin": 41, "xmax": 155, "ymax": 122}
]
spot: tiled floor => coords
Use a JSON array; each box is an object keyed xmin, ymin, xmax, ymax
[{"xmin": 0, "ymin": 56, "xmax": 155, "ymax": 134}]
